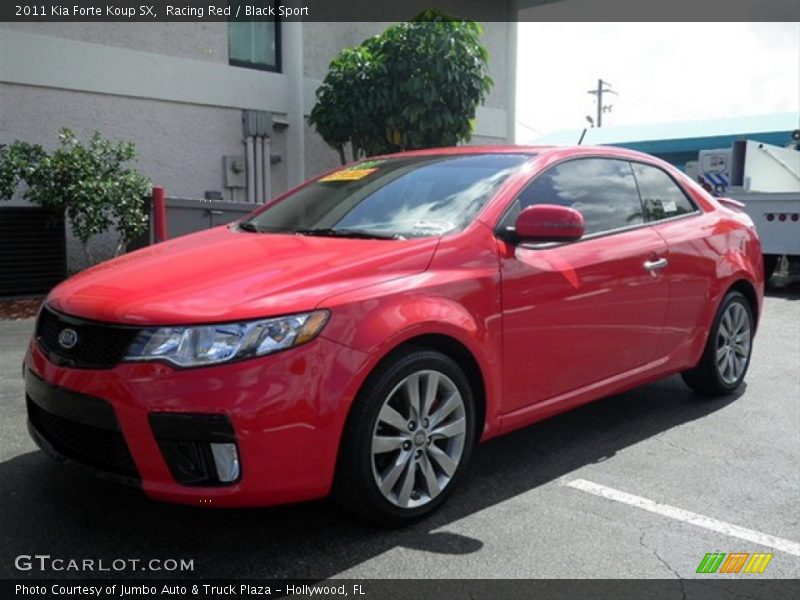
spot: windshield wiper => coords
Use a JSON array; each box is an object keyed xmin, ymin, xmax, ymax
[
  {"xmin": 294, "ymin": 228, "xmax": 402, "ymax": 240},
  {"xmin": 238, "ymin": 221, "xmax": 263, "ymax": 233}
]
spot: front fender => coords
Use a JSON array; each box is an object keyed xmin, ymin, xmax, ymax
[{"xmin": 317, "ymin": 272, "xmax": 504, "ymax": 441}]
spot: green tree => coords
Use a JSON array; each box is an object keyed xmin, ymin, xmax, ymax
[
  {"xmin": 0, "ymin": 129, "xmax": 152, "ymax": 263},
  {"xmin": 309, "ymin": 9, "xmax": 493, "ymax": 163}
]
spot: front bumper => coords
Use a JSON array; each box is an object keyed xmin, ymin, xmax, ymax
[{"xmin": 25, "ymin": 335, "xmax": 370, "ymax": 507}]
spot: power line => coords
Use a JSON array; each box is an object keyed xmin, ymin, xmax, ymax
[
  {"xmin": 516, "ymin": 119, "xmax": 544, "ymax": 137},
  {"xmin": 587, "ymin": 79, "xmax": 617, "ymax": 127}
]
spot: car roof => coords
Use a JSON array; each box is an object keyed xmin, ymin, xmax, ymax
[
  {"xmin": 377, "ymin": 145, "xmax": 553, "ymax": 157},
  {"xmin": 372, "ymin": 144, "xmax": 668, "ymax": 165}
]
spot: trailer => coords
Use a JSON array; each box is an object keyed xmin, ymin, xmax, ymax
[
  {"xmin": 730, "ymin": 191, "xmax": 799, "ymax": 279},
  {"xmin": 686, "ymin": 135, "xmax": 800, "ymax": 282}
]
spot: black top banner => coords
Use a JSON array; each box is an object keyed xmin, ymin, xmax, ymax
[{"xmin": 1, "ymin": 0, "xmax": 799, "ymax": 22}]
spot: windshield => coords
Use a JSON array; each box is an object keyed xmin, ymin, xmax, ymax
[{"xmin": 242, "ymin": 153, "xmax": 531, "ymax": 239}]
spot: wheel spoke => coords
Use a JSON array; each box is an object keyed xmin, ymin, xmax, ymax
[
  {"xmin": 733, "ymin": 354, "xmax": 746, "ymax": 377},
  {"xmin": 429, "ymin": 391, "xmax": 461, "ymax": 429},
  {"xmin": 721, "ymin": 312, "xmax": 732, "ymax": 339},
  {"xmin": 733, "ymin": 305, "xmax": 746, "ymax": 333},
  {"xmin": 419, "ymin": 453, "xmax": 441, "ymax": 498},
  {"xmin": 379, "ymin": 451, "xmax": 412, "ymax": 495},
  {"xmin": 403, "ymin": 374, "xmax": 422, "ymax": 421},
  {"xmin": 428, "ymin": 444, "xmax": 457, "ymax": 477},
  {"xmin": 729, "ymin": 305, "xmax": 739, "ymax": 332},
  {"xmin": 372, "ymin": 435, "xmax": 407, "ymax": 454},
  {"xmin": 379, "ymin": 403, "xmax": 408, "ymax": 432},
  {"xmin": 422, "ymin": 372, "xmax": 439, "ymax": 420},
  {"xmin": 716, "ymin": 346, "xmax": 728, "ymax": 361},
  {"xmin": 431, "ymin": 416, "xmax": 466, "ymax": 440},
  {"xmin": 725, "ymin": 353, "xmax": 736, "ymax": 381},
  {"xmin": 397, "ymin": 459, "xmax": 417, "ymax": 507}
]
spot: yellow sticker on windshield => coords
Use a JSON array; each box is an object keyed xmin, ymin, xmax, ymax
[{"xmin": 319, "ymin": 168, "xmax": 377, "ymax": 182}]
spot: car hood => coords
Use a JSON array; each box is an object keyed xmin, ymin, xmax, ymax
[{"xmin": 48, "ymin": 226, "xmax": 439, "ymax": 325}]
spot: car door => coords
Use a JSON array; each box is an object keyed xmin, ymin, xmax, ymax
[
  {"xmin": 629, "ymin": 161, "xmax": 711, "ymax": 361},
  {"xmin": 498, "ymin": 157, "xmax": 670, "ymax": 414}
]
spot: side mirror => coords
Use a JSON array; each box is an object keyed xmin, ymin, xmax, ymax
[{"xmin": 513, "ymin": 204, "xmax": 585, "ymax": 243}]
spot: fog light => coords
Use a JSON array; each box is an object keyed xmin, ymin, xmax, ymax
[{"xmin": 210, "ymin": 443, "xmax": 240, "ymax": 483}]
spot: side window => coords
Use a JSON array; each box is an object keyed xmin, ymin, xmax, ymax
[
  {"xmin": 631, "ymin": 162, "xmax": 697, "ymax": 221},
  {"xmin": 503, "ymin": 158, "xmax": 643, "ymax": 236}
]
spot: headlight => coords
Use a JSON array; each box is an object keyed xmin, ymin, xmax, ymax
[{"xmin": 124, "ymin": 310, "xmax": 329, "ymax": 367}]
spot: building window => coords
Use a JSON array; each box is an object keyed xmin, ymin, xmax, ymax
[{"xmin": 229, "ymin": 17, "xmax": 280, "ymax": 72}]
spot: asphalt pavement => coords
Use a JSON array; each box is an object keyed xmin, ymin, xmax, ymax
[{"xmin": 1, "ymin": 282, "xmax": 798, "ymax": 582}]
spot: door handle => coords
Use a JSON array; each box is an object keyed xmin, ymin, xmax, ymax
[{"xmin": 644, "ymin": 258, "xmax": 668, "ymax": 273}]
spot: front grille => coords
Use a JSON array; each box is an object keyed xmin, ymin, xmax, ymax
[
  {"xmin": 28, "ymin": 398, "xmax": 139, "ymax": 478},
  {"xmin": 36, "ymin": 306, "xmax": 141, "ymax": 369},
  {"xmin": 26, "ymin": 370, "xmax": 139, "ymax": 481}
]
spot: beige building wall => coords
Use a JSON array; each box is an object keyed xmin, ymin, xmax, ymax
[{"xmin": 0, "ymin": 19, "xmax": 515, "ymax": 267}]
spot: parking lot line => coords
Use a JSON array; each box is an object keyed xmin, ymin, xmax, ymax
[{"xmin": 564, "ymin": 478, "xmax": 800, "ymax": 556}]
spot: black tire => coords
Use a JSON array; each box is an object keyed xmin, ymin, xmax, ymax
[
  {"xmin": 333, "ymin": 347, "xmax": 476, "ymax": 524},
  {"xmin": 681, "ymin": 291, "xmax": 754, "ymax": 397},
  {"xmin": 763, "ymin": 254, "xmax": 780, "ymax": 284}
]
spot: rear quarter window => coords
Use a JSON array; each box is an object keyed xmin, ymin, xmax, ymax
[{"xmin": 631, "ymin": 162, "xmax": 698, "ymax": 221}]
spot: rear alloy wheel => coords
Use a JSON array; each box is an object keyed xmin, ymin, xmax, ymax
[
  {"xmin": 682, "ymin": 291, "xmax": 754, "ymax": 396},
  {"xmin": 334, "ymin": 349, "xmax": 475, "ymax": 524}
]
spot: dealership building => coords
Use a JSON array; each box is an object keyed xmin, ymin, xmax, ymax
[
  {"xmin": 0, "ymin": 15, "xmax": 520, "ymax": 271},
  {"xmin": 0, "ymin": 19, "xmax": 517, "ymax": 200}
]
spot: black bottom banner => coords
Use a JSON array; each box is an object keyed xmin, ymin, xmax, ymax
[{"xmin": 4, "ymin": 579, "xmax": 798, "ymax": 600}]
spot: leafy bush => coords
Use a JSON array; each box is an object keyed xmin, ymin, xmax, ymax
[
  {"xmin": 0, "ymin": 129, "xmax": 152, "ymax": 260},
  {"xmin": 309, "ymin": 9, "xmax": 493, "ymax": 163}
]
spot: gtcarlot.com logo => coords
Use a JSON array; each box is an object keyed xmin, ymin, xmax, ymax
[{"xmin": 14, "ymin": 555, "xmax": 194, "ymax": 573}]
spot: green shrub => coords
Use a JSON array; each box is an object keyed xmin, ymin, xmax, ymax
[{"xmin": 0, "ymin": 129, "xmax": 152, "ymax": 262}]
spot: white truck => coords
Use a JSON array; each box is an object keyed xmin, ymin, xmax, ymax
[{"xmin": 685, "ymin": 134, "xmax": 800, "ymax": 282}]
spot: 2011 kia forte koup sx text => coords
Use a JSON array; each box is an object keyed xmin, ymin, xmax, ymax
[{"xmin": 24, "ymin": 146, "xmax": 763, "ymax": 523}]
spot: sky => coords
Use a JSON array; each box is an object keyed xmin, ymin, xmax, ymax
[{"xmin": 515, "ymin": 22, "xmax": 800, "ymax": 142}]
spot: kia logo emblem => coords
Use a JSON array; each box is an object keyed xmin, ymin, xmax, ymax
[{"xmin": 58, "ymin": 328, "xmax": 79, "ymax": 350}]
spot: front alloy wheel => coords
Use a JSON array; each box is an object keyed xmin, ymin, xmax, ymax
[
  {"xmin": 334, "ymin": 348, "xmax": 475, "ymax": 524},
  {"xmin": 371, "ymin": 370, "xmax": 467, "ymax": 509}
]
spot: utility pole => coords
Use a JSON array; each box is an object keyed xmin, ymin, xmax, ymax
[{"xmin": 587, "ymin": 79, "xmax": 616, "ymax": 127}]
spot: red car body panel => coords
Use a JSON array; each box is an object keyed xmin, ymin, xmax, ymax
[
  {"xmin": 48, "ymin": 229, "xmax": 439, "ymax": 325},
  {"xmin": 24, "ymin": 145, "xmax": 764, "ymax": 507},
  {"xmin": 26, "ymin": 336, "xmax": 369, "ymax": 505},
  {"xmin": 500, "ymin": 224, "xmax": 671, "ymax": 412}
]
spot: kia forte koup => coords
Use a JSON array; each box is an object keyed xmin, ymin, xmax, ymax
[{"xmin": 24, "ymin": 146, "xmax": 763, "ymax": 523}]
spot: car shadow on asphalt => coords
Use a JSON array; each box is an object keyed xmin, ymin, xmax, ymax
[{"xmin": 0, "ymin": 375, "xmax": 741, "ymax": 579}]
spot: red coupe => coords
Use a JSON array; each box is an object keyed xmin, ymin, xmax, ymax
[{"xmin": 24, "ymin": 145, "xmax": 763, "ymax": 522}]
